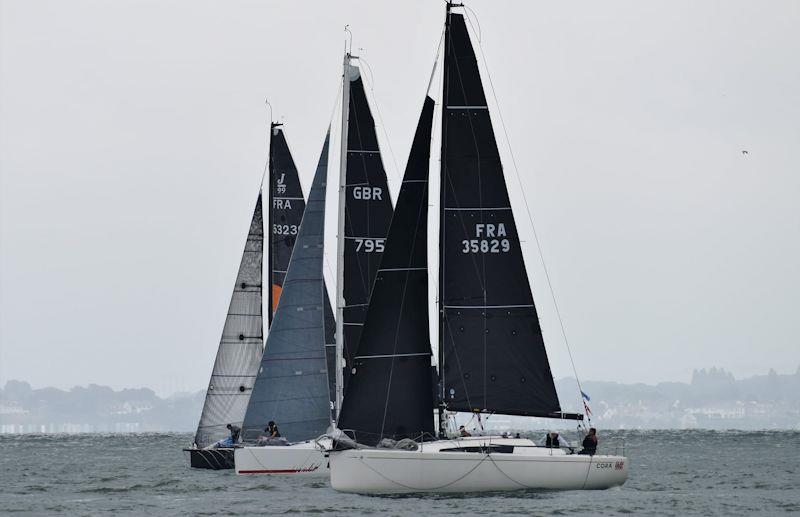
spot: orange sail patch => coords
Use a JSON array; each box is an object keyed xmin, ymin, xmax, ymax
[{"xmin": 272, "ymin": 284, "xmax": 282, "ymax": 313}]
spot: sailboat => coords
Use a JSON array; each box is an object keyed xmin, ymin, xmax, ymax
[
  {"xmin": 186, "ymin": 123, "xmax": 334, "ymax": 470},
  {"xmin": 234, "ymin": 53, "xmax": 396, "ymax": 476},
  {"xmin": 234, "ymin": 131, "xmax": 333, "ymax": 475},
  {"xmin": 327, "ymin": 3, "xmax": 628, "ymax": 493},
  {"xmin": 185, "ymin": 193, "xmax": 264, "ymax": 470}
]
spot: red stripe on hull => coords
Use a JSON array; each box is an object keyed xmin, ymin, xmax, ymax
[{"xmin": 238, "ymin": 467, "xmax": 319, "ymax": 474}]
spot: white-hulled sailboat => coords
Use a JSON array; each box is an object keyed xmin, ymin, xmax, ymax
[
  {"xmin": 185, "ymin": 193, "xmax": 264, "ymax": 470},
  {"xmin": 327, "ymin": 3, "xmax": 628, "ymax": 493},
  {"xmin": 186, "ymin": 123, "xmax": 336, "ymax": 470},
  {"xmin": 233, "ymin": 53, "xmax": 396, "ymax": 475},
  {"xmin": 234, "ymin": 130, "xmax": 333, "ymax": 475}
]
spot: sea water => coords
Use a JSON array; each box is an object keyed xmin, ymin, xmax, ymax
[{"xmin": 1, "ymin": 430, "xmax": 798, "ymax": 516}]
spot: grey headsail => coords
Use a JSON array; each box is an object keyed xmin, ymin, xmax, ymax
[
  {"xmin": 194, "ymin": 194, "xmax": 264, "ymax": 448},
  {"xmin": 338, "ymin": 97, "xmax": 436, "ymax": 446},
  {"xmin": 269, "ymin": 125, "xmax": 337, "ymax": 407},
  {"xmin": 438, "ymin": 12, "xmax": 563, "ymax": 418},
  {"xmin": 241, "ymin": 131, "xmax": 331, "ymax": 442}
]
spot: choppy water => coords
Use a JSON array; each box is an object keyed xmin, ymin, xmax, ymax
[{"xmin": 0, "ymin": 431, "xmax": 798, "ymax": 516}]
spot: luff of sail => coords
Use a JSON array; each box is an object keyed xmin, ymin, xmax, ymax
[
  {"xmin": 339, "ymin": 63, "xmax": 395, "ymax": 394},
  {"xmin": 269, "ymin": 124, "xmax": 337, "ymax": 408},
  {"xmin": 241, "ymin": 131, "xmax": 332, "ymax": 442},
  {"xmin": 194, "ymin": 194, "xmax": 264, "ymax": 448},
  {"xmin": 439, "ymin": 12, "xmax": 561, "ymax": 417},
  {"xmin": 338, "ymin": 97, "xmax": 436, "ymax": 446}
]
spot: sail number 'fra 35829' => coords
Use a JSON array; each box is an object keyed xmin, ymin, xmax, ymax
[{"xmin": 462, "ymin": 223, "xmax": 510, "ymax": 254}]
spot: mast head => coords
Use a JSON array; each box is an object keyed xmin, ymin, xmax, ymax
[
  {"xmin": 446, "ymin": 1, "xmax": 464, "ymax": 13},
  {"xmin": 344, "ymin": 24, "xmax": 353, "ymax": 56}
]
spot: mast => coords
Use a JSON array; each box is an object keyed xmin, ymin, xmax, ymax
[
  {"xmin": 334, "ymin": 42, "xmax": 395, "ymax": 422},
  {"xmin": 335, "ymin": 52, "xmax": 352, "ymax": 420},
  {"xmin": 267, "ymin": 123, "xmax": 277, "ymax": 327},
  {"xmin": 437, "ymin": 1, "xmax": 456, "ymax": 438}
]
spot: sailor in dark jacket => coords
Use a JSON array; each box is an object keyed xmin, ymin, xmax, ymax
[
  {"xmin": 579, "ymin": 427, "xmax": 598, "ymax": 455},
  {"xmin": 265, "ymin": 421, "xmax": 281, "ymax": 438}
]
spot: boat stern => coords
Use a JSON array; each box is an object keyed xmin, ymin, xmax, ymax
[{"xmin": 584, "ymin": 455, "xmax": 629, "ymax": 489}]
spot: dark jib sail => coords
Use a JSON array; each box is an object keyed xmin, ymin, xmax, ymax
[
  {"xmin": 241, "ymin": 132, "xmax": 331, "ymax": 442},
  {"xmin": 341, "ymin": 66, "xmax": 395, "ymax": 386},
  {"xmin": 269, "ymin": 124, "xmax": 337, "ymax": 407},
  {"xmin": 194, "ymin": 194, "xmax": 264, "ymax": 448},
  {"xmin": 439, "ymin": 12, "xmax": 562, "ymax": 418},
  {"xmin": 338, "ymin": 97, "xmax": 436, "ymax": 446}
]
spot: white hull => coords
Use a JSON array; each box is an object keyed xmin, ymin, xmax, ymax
[
  {"xmin": 329, "ymin": 436, "xmax": 628, "ymax": 494},
  {"xmin": 234, "ymin": 439, "xmax": 329, "ymax": 476}
]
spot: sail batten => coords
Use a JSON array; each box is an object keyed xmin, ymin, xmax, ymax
[
  {"xmin": 193, "ymin": 195, "xmax": 264, "ymax": 448},
  {"xmin": 241, "ymin": 132, "xmax": 333, "ymax": 443},
  {"xmin": 438, "ymin": 12, "xmax": 561, "ymax": 417}
]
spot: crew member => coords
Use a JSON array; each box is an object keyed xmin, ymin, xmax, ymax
[
  {"xmin": 265, "ymin": 421, "xmax": 281, "ymax": 438},
  {"xmin": 544, "ymin": 431, "xmax": 566, "ymax": 448},
  {"xmin": 226, "ymin": 423, "xmax": 241, "ymax": 442},
  {"xmin": 579, "ymin": 427, "xmax": 598, "ymax": 455}
]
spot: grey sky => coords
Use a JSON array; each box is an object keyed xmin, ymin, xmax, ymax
[{"xmin": 1, "ymin": 1, "xmax": 798, "ymax": 396}]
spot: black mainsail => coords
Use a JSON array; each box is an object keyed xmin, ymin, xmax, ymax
[
  {"xmin": 241, "ymin": 132, "xmax": 332, "ymax": 442},
  {"xmin": 335, "ymin": 60, "xmax": 395, "ymax": 412},
  {"xmin": 269, "ymin": 124, "xmax": 337, "ymax": 408},
  {"xmin": 267, "ymin": 124, "xmax": 304, "ymax": 323},
  {"xmin": 438, "ymin": 11, "xmax": 563, "ymax": 418},
  {"xmin": 337, "ymin": 97, "xmax": 436, "ymax": 446},
  {"xmin": 194, "ymin": 195, "xmax": 265, "ymax": 448}
]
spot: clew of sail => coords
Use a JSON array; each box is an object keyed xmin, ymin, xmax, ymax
[
  {"xmin": 338, "ymin": 97, "xmax": 436, "ymax": 446},
  {"xmin": 241, "ymin": 131, "xmax": 332, "ymax": 442},
  {"xmin": 194, "ymin": 195, "xmax": 265, "ymax": 448},
  {"xmin": 439, "ymin": 13, "xmax": 561, "ymax": 418}
]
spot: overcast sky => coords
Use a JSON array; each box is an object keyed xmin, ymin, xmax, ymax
[{"xmin": 1, "ymin": 0, "xmax": 798, "ymax": 396}]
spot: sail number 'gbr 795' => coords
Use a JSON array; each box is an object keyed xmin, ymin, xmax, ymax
[{"xmin": 461, "ymin": 223, "xmax": 511, "ymax": 254}]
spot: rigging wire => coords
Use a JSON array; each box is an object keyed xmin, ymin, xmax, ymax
[
  {"xmin": 356, "ymin": 56, "xmax": 402, "ymax": 185},
  {"xmin": 462, "ymin": 7, "xmax": 589, "ymax": 425},
  {"xmin": 259, "ymin": 98, "xmax": 273, "ymax": 191},
  {"xmin": 322, "ymin": 81, "xmax": 344, "ymax": 287}
]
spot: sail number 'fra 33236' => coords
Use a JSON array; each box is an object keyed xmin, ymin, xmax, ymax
[{"xmin": 462, "ymin": 223, "xmax": 510, "ymax": 254}]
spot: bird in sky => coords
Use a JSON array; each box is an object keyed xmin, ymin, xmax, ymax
[{"xmin": 742, "ymin": 150, "xmax": 749, "ymax": 155}]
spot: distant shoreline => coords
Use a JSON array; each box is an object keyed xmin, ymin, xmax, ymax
[{"xmin": 2, "ymin": 367, "xmax": 799, "ymax": 433}]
